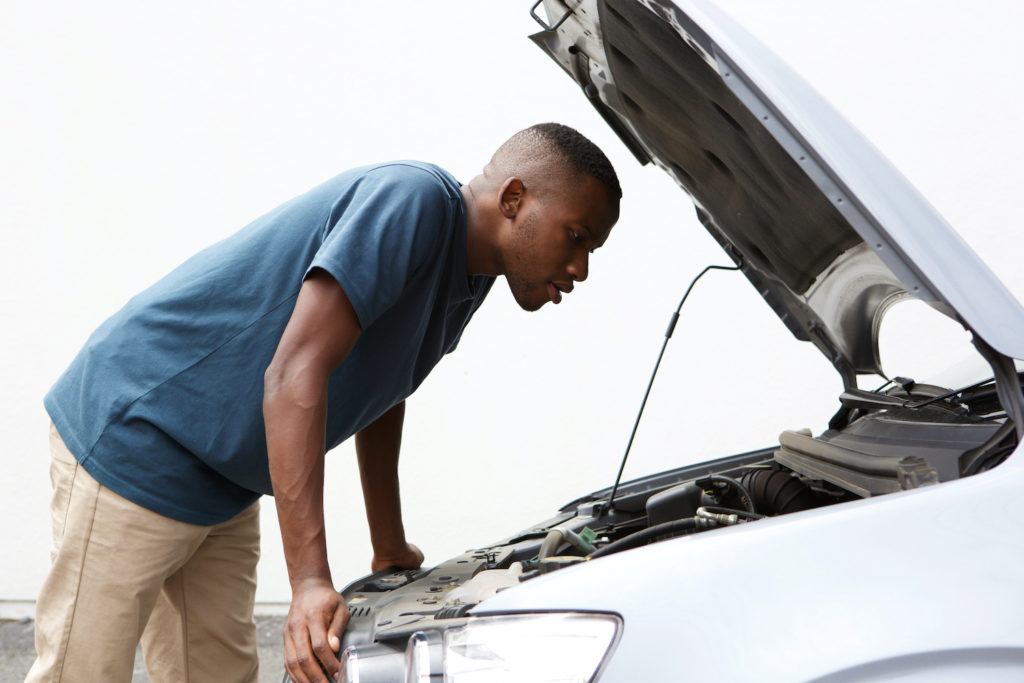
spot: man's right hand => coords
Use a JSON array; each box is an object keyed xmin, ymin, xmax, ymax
[
  {"xmin": 266, "ymin": 272, "xmax": 363, "ymax": 682},
  {"xmin": 283, "ymin": 578, "xmax": 350, "ymax": 683}
]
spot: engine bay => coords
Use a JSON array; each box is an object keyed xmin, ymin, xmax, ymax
[{"xmin": 331, "ymin": 374, "xmax": 1019, "ymax": 678}]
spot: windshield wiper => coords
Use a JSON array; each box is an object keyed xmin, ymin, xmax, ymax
[{"xmin": 903, "ymin": 373, "xmax": 1024, "ymax": 410}]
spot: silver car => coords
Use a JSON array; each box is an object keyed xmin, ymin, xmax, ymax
[{"xmin": 297, "ymin": 1, "xmax": 1024, "ymax": 680}]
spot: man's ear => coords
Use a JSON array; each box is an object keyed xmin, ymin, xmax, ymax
[{"xmin": 498, "ymin": 177, "xmax": 524, "ymax": 219}]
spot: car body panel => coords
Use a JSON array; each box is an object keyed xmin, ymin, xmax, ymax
[{"xmin": 476, "ymin": 455, "xmax": 1024, "ymax": 680}]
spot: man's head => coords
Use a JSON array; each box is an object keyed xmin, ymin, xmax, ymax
[{"xmin": 464, "ymin": 123, "xmax": 621, "ymax": 311}]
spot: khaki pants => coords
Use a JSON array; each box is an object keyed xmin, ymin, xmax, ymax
[{"xmin": 26, "ymin": 424, "xmax": 261, "ymax": 683}]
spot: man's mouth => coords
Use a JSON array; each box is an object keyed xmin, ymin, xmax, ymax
[{"xmin": 547, "ymin": 282, "xmax": 573, "ymax": 304}]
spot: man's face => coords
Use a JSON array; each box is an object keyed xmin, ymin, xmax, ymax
[{"xmin": 504, "ymin": 175, "xmax": 618, "ymax": 312}]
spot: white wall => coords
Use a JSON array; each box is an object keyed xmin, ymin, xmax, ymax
[{"xmin": 2, "ymin": 1, "xmax": 1021, "ymax": 607}]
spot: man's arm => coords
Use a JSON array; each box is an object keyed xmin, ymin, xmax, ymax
[
  {"xmin": 354, "ymin": 400, "xmax": 425, "ymax": 573},
  {"xmin": 264, "ymin": 269, "xmax": 360, "ymax": 683}
]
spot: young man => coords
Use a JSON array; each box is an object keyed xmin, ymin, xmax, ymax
[{"xmin": 29, "ymin": 122, "xmax": 621, "ymax": 683}]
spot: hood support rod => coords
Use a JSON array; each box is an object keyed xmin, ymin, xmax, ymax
[{"xmin": 601, "ymin": 262, "xmax": 740, "ymax": 517}]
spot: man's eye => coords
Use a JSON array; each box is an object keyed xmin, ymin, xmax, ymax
[{"xmin": 570, "ymin": 230, "xmax": 582, "ymax": 242}]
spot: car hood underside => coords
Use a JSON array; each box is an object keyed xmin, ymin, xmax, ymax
[{"xmin": 530, "ymin": 0, "xmax": 1024, "ymax": 383}]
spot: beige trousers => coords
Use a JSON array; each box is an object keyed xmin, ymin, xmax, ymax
[{"xmin": 26, "ymin": 424, "xmax": 261, "ymax": 683}]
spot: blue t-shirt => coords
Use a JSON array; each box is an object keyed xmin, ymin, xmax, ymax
[{"xmin": 45, "ymin": 162, "xmax": 494, "ymax": 525}]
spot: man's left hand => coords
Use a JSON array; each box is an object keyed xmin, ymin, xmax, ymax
[{"xmin": 371, "ymin": 542, "xmax": 424, "ymax": 573}]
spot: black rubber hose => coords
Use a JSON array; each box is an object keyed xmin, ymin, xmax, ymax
[
  {"xmin": 960, "ymin": 419, "xmax": 1016, "ymax": 476},
  {"xmin": 697, "ymin": 475, "xmax": 756, "ymax": 513},
  {"xmin": 588, "ymin": 517, "xmax": 709, "ymax": 559},
  {"xmin": 739, "ymin": 469, "xmax": 822, "ymax": 515},
  {"xmin": 698, "ymin": 505, "xmax": 765, "ymax": 521}
]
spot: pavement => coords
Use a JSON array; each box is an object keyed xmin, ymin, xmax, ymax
[{"xmin": 0, "ymin": 615, "xmax": 288, "ymax": 682}]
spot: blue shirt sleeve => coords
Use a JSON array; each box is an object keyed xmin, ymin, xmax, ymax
[{"xmin": 307, "ymin": 164, "xmax": 452, "ymax": 329}]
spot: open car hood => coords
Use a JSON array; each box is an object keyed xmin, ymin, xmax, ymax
[{"xmin": 530, "ymin": 0, "xmax": 1024, "ymax": 382}]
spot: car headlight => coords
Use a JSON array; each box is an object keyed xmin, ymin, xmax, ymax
[{"xmin": 405, "ymin": 612, "xmax": 622, "ymax": 683}]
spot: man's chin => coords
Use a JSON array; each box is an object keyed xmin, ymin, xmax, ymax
[
  {"xmin": 514, "ymin": 297, "xmax": 545, "ymax": 313},
  {"xmin": 509, "ymin": 287, "xmax": 546, "ymax": 312}
]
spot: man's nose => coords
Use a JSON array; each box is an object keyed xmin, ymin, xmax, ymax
[{"xmin": 567, "ymin": 253, "xmax": 589, "ymax": 282}]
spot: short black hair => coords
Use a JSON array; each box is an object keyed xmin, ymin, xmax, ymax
[
  {"xmin": 526, "ymin": 122, "xmax": 622, "ymax": 201},
  {"xmin": 496, "ymin": 122, "xmax": 622, "ymax": 202}
]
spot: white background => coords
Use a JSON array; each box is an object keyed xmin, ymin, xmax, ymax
[{"xmin": 2, "ymin": 0, "xmax": 1022, "ymax": 608}]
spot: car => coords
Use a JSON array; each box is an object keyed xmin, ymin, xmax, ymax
[{"xmin": 288, "ymin": 1, "xmax": 1024, "ymax": 681}]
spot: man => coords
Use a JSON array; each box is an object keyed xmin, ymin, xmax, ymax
[{"xmin": 29, "ymin": 122, "xmax": 621, "ymax": 683}]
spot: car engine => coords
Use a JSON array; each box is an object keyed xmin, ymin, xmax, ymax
[{"xmin": 313, "ymin": 374, "xmax": 1019, "ymax": 681}]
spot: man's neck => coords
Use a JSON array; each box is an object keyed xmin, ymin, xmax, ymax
[{"xmin": 462, "ymin": 182, "xmax": 502, "ymax": 277}]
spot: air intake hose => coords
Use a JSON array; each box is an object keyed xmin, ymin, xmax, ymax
[{"xmin": 739, "ymin": 469, "xmax": 821, "ymax": 515}]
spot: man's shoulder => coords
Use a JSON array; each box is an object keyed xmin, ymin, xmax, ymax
[{"xmin": 353, "ymin": 161, "xmax": 461, "ymax": 201}]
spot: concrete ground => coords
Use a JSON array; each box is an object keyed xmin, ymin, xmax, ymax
[{"xmin": 0, "ymin": 615, "xmax": 288, "ymax": 682}]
